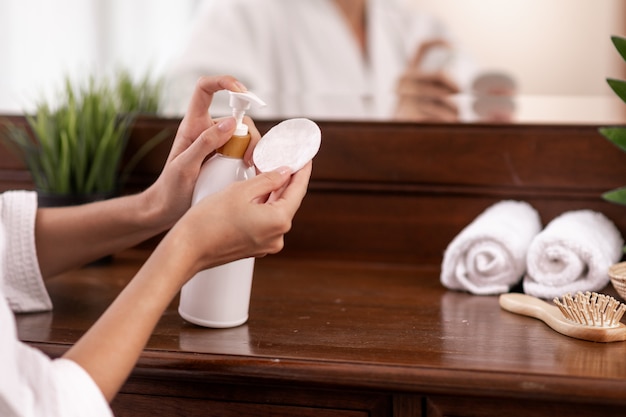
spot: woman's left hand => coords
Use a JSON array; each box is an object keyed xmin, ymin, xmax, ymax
[{"xmin": 141, "ymin": 75, "xmax": 262, "ymax": 230}]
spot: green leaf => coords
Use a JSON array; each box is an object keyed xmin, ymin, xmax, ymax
[
  {"xmin": 1, "ymin": 70, "xmax": 162, "ymax": 195},
  {"xmin": 119, "ymin": 127, "xmax": 170, "ymax": 187},
  {"xmin": 612, "ymin": 35, "xmax": 626, "ymax": 62},
  {"xmin": 599, "ymin": 127, "xmax": 626, "ymax": 152},
  {"xmin": 607, "ymin": 78, "xmax": 626, "ymax": 104},
  {"xmin": 114, "ymin": 69, "xmax": 163, "ymax": 114},
  {"xmin": 603, "ymin": 187, "xmax": 626, "ymax": 206},
  {"xmin": 58, "ymin": 130, "xmax": 71, "ymax": 193}
]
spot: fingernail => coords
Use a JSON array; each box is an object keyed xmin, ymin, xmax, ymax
[
  {"xmin": 275, "ymin": 166, "xmax": 292, "ymax": 176},
  {"xmin": 235, "ymin": 81, "xmax": 248, "ymax": 92},
  {"xmin": 217, "ymin": 117, "xmax": 236, "ymax": 131}
]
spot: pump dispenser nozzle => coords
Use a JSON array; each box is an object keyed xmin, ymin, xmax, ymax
[{"xmin": 229, "ymin": 91, "xmax": 266, "ymax": 136}]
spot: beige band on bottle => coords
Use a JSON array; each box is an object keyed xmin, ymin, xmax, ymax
[{"xmin": 218, "ymin": 134, "xmax": 251, "ymax": 158}]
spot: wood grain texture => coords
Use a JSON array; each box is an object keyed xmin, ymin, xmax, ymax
[
  {"xmin": 3, "ymin": 116, "xmax": 626, "ymax": 265},
  {"xmin": 16, "ymin": 250, "xmax": 626, "ymax": 416}
]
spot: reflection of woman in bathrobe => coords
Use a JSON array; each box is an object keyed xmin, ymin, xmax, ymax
[{"xmin": 164, "ymin": 0, "xmax": 476, "ymax": 121}]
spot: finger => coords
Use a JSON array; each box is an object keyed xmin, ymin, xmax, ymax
[
  {"xmin": 186, "ymin": 75, "xmax": 247, "ymax": 120},
  {"xmin": 423, "ymin": 103, "xmax": 459, "ymax": 122},
  {"xmin": 242, "ymin": 116, "xmax": 262, "ymax": 166},
  {"xmin": 394, "ymin": 92, "xmax": 459, "ymax": 122},
  {"xmin": 264, "ymin": 181, "xmax": 290, "ymax": 204},
  {"xmin": 408, "ymin": 39, "xmax": 450, "ymax": 69},
  {"xmin": 245, "ymin": 167, "xmax": 293, "ymax": 202},
  {"xmin": 418, "ymin": 99, "xmax": 460, "ymax": 122},
  {"xmin": 175, "ymin": 76, "xmax": 247, "ymax": 146},
  {"xmin": 267, "ymin": 162, "xmax": 312, "ymax": 212},
  {"xmin": 174, "ymin": 117, "xmax": 237, "ymax": 174},
  {"xmin": 398, "ymin": 73, "xmax": 460, "ymax": 96}
]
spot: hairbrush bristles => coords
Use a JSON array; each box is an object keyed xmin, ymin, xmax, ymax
[{"xmin": 553, "ymin": 292, "xmax": 626, "ymax": 328}]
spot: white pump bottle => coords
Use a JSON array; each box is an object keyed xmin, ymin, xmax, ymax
[{"xmin": 178, "ymin": 91, "xmax": 266, "ymax": 328}]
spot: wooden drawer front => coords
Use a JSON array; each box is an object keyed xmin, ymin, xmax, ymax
[
  {"xmin": 111, "ymin": 376, "xmax": 392, "ymax": 417},
  {"xmin": 426, "ymin": 395, "xmax": 626, "ymax": 417},
  {"xmin": 113, "ymin": 393, "xmax": 369, "ymax": 417}
]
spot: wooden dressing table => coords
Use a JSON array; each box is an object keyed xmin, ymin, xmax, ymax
[
  {"xmin": 4, "ymin": 116, "xmax": 626, "ymax": 416},
  {"xmin": 16, "ymin": 251, "xmax": 626, "ymax": 417}
]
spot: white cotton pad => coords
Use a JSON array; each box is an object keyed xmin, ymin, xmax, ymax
[{"xmin": 253, "ymin": 118, "xmax": 321, "ymax": 173}]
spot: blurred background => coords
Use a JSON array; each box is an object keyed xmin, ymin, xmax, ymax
[{"xmin": 1, "ymin": 0, "xmax": 624, "ymax": 118}]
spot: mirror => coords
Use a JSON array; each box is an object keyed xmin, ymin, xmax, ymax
[
  {"xmin": 410, "ymin": 0, "xmax": 626, "ymax": 124},
  {"xmin": 1, "ymin": 0, "xmax": 624, "ymax": 124}
]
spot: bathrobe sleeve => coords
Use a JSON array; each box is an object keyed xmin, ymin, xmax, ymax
[
  {"xmin": 0, "ymin": 191, "xmax": 113, "ymax": 417},
  {"xmin": 1, "ymin": 191, "xmax": 51, "ymax": 312}
]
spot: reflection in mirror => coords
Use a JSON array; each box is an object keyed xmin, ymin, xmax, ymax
[
  {"xmin": 164, "ymin": 0, "xmax": 518, "ymax": 123},
  {"xmin": 0, "ymin": 0, "xmax": 624, "ymax": 125},
  {"xmin": 411, "ymin": 0, "xmax": 626, "ymax": 125},
  {"xmin": 213, "ymin": 92, "xmax": 626, "ymax": 125}
]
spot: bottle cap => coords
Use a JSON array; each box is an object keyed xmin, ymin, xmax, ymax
[
  {"xmin": 253, "ymin": 118, "xmax": 321, "ymax": 173},
  {"xmin": 229, "ymin": 91, "xmax": 266, "ymax": 136}
]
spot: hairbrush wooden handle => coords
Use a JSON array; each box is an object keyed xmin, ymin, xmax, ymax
[{"xmin": 499, "ymin": 293, "xmax": 626, "ymax": 343}]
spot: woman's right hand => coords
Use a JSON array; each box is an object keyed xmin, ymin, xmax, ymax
[
  {"xmin": 394, "ymin": 40, "xmax": 461, "ymax": 122},
  {"xmin": 162, "ymin": 162, "xmax": 312, "ymax": 285}
]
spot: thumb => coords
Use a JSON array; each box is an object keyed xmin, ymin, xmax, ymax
[
  {"xmin": 410, "ymin": 39, "xmax": 450, "ymax": 69},
  {"xmin": 177, "ymin": 117, "xmax": 237, "ymax": 170},
  {"xmin": 245, "ymin": 167, "xmax": 293, "ymax": 202}
]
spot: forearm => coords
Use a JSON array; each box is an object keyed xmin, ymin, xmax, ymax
[
  {"xmin": 58, "ymin": 164, "xmax": 309, "ymax": 403},
  {"xmin": 35, "ymin": 192, "xmax": 169, "ymax": 278},
  {"xmin": 61, "ymin": 236, "xmax": 194, "ymax": 402}
]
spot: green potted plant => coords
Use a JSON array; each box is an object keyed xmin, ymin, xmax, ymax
[
  {"xmin": 0, "ymin": 71, "xmax": 165, "ymax": 206},
  {"xmin": 114, "ymin": 69, "xmax": 163, "ymax": 115},
  {"xmin": 600, "ymin": 35, "xmax": 626, "ymax": 205},
  {"xmin": 600, "ymin": 35, "xmax": 626, "ymax": 297}
]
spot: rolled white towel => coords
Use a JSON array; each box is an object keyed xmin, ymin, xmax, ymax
[
  {"xmin": 523, "ymin": 210, "xmax": 624, "ymax": 299},
  {"xmin": 441, "ymin": 200, "xmax": 542, "ymax": 295}
]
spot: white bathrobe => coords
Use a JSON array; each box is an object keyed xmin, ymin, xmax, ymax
[
  {"xmin": 0, "ymin": 191, "xmax": 112, "ymax": 417},
  {"xmin": 164, "ymin": 0, "xmax": 475, "ymax": 119}
]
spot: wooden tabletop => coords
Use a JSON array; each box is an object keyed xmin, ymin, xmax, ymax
[{"xmin": 16, "ymin": 249, "xmax": 626, "ymax": 406}]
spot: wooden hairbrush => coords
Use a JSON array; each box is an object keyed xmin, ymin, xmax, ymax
[{"xmin": 499, "ymin": 292, "xmax": 626, "ymax": 343}]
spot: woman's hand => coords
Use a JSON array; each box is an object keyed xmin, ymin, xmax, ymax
[
  {"xmin": 63, "ymin": 161, "xmax": 312, "ymax": 402},
  {"xmin": 394, "ymin": 40, "xmax": 461, "ymax": 122},
  {"xmin": 163, "ymin": 162, "xmax": 312, "ymax": 283},
  {"xmin": 34, "ymin": 75, "xmax": 266, "ymax": 277},
  {"xmin": 140, "ymin": 75, "xmax": 262, "ymax": 231},
  {"xmin": 61, "ymin": 74, "xmax": 311, "ymax": 403}
]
